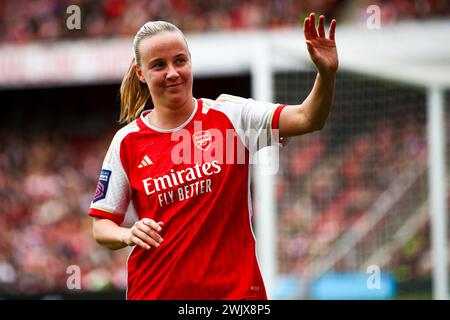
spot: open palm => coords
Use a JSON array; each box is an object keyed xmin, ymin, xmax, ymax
[{"xmin": 304, "ymin": 13, "xmax": 339, "ymax": 75}]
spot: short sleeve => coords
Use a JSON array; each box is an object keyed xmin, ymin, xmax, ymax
[
  {"xmin": 89, "ymin": 132, "xmax": 131, "ymax": 225},
  {"xmin": 215, "ymin": 94, "xmax": 286, "ymax": 152}
]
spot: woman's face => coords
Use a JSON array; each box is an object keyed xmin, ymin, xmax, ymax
[{"xmin": 135, "ymin": 31, "xmax": 193, "ymax": 109}]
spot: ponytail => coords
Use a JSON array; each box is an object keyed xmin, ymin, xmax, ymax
[{"xmin": 119, "ymin": 58, "xmax": 150, "ymax": 124}]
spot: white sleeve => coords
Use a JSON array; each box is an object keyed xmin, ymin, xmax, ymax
[
  {"xmin": 89, "ymin": 131, "xmax": 132, "ymax": 225},
  {"xmin": 215, "ymin": 94, "xmax": 285, "ymax": 152}
]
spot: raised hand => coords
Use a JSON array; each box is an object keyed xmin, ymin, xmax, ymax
[{"xmin": 304, "ymin": 13, "xmax": 339, "ymax": 76}]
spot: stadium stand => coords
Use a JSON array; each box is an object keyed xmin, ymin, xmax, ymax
[{"xmin": 1, "ymin": 0, "xmax": 449, "ymax": 43}]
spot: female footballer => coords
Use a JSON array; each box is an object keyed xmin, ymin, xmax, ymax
[{"xmin": 89, "ymin": 13, "xmax": 338, "ymax": 299}]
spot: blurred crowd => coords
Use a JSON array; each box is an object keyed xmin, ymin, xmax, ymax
[
  {"xmin": 0, "ymin": 131, "xmax": 132, "ymax": 295},
  {"xmin": 1, "ymin": 0, "xmax": 449, "ymax": 43},
  {"xmin": 276, "ymin": 113, "xmax": 439, "ymax": 286}
]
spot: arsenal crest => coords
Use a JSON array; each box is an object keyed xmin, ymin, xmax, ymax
[{"xmin": 192, "ymin": 131, "xmax": 212, "ymax": 151}]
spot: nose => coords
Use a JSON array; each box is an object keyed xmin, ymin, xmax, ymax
[{"xmin": 166, "ymin": 64, "xmax": 180, "ymax": 81}]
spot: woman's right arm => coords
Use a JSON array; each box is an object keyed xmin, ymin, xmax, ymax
[{"xmin": 92, "ymin": 217, "xmax": 164, "ymax": 250}]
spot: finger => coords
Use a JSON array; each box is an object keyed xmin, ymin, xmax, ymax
[
  {"xmin": 303, "ymin": 17, "xmax": 311, "ymax": 40},
  {"xmin": 318, "ymin": 15, "xmax": 325, "ymax": 38},
  {"xmin": 132, "ymin": 228, "xmax": 161, "ymax": 247},
  {"xmin": 130, "ymin": 235, "xmax": 151, "ymax": 250},
  {"xmin": 305, "ymin": 40, "xmax": 315, "ymax": 55},
  {"xmin": 309, "ymin": 13, "xmax": 318, "ymax": 39},
  {"xmin": 329, "ymin": 19, "xmax": 336, "ymax": 40},
  {"xmin": 135, "ymin": 222, "xmax": 164, "ymax": 243},
  {"xmin": 142, "ymin": 218, "xmax": 163, "ymax": 232}
]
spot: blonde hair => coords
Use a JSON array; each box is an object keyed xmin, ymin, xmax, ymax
[{"xmin": 119, "ymin": 21, "xmax": 187, "ymax": 123}]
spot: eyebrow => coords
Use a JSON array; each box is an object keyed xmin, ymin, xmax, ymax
[{"xmin": 148, "ymin": 53, "xmax": 188, "ymax": 67}]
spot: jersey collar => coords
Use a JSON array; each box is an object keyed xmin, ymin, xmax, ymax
[{"xmin": 140, "ymin": 98, "xmax": 198, "ymax": 133}]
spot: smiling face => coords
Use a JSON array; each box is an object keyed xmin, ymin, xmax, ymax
[{"xmin": 135, "ymin": 31, "xmax": 193, "ymax": 110}]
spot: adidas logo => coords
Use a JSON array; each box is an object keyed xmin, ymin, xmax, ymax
[{"xmin": 138, "ymin": 155, "xmax": 153, "ymax": 168}]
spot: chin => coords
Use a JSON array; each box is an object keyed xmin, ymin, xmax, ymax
[{"xmin": 166, "ymin": 95, "xmax": 189, "ymax": 108}]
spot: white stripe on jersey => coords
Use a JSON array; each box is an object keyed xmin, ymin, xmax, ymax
[{"xmin": 90, "ymin": 120, "xmax": 139, "ymax": 216}]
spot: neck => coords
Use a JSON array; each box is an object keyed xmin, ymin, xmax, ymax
[{"xmin": 150, "ymin": 97, "xmax": 195, "ymax": 130}]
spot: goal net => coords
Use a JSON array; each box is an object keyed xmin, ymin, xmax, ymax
[{"xmin": 273, "ymin": 70, "xmax": 449, "ymax": 299}]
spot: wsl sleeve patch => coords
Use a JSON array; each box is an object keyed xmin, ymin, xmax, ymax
[{"xmin": 93, "ymin": 169, "xmax": 112, "ymax": 203}]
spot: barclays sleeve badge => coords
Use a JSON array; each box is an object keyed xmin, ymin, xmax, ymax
[{"xmin": 93, "ymin": 169, "xmax": 112, "ymax": 203}]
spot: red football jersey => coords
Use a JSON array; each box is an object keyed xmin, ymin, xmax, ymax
[{"xmin": 89, "ymin": 94, "xmax": 285, "ymax": 299}]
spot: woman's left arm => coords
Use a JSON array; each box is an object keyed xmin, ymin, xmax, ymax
[{"xmin": 279, "ymin": 13, "xmax": 339, "ymax": 137}]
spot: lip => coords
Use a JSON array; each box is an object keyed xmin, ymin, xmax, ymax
[{"xmin": 165, "ymin": 83, "xmax": 184, "ymax": 88}]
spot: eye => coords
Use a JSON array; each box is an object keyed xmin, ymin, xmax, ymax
[
  {"xmin": 175, "ymin": 58, "xmax": 186, "ymax": 65},
  {"xmin": 152, "ymin": 61, "xmax": 165, "ymax": 70}
]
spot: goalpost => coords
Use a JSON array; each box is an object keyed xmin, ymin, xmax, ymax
[
  {"xmin": 427, "ymin": 86, "xmax": 448, "ymax": 300},
  {"xmin": 252, "ymin": 20, "xmax": 450, "ymax": 300}
]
